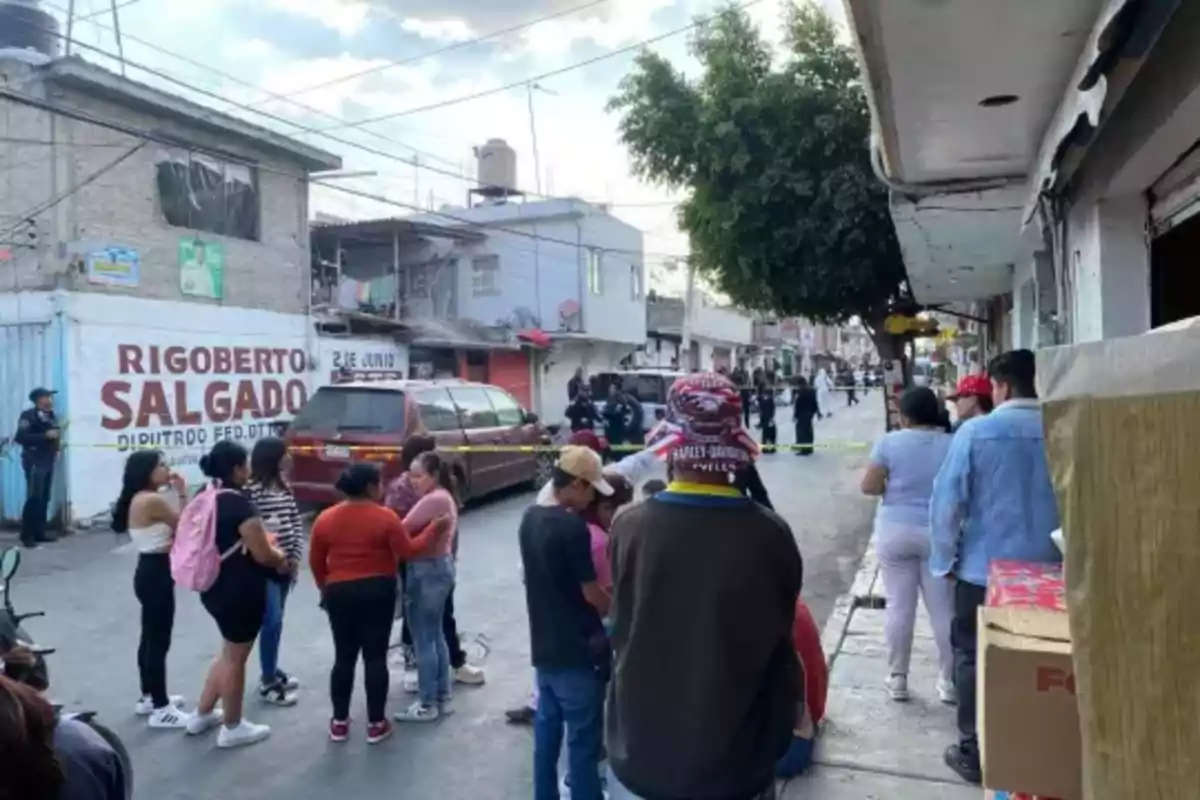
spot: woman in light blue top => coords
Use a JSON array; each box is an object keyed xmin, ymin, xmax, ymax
[{"xmin": 860, "ymin": 387, "xmax": 955, "ymax": 704}]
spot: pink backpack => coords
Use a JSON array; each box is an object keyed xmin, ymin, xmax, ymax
[{"xmin": 170, "ymin": 484, "xmax": 241, "ymax": 592}]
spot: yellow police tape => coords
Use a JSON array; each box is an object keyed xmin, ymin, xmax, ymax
[{"xmin": 59, "ymin": 441, "xmax": 872, "ymax": 454}]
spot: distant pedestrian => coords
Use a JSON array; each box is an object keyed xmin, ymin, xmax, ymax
[
  {"xmin": 112, "ymin": 450, "xmax": 189, "ymax": 729},
  {"xmin": 602, "ymin": 385, "xmax": 631, "ymax": 447},
  {"xmin": 519, "ymin": 446, "xmax": 613, "ymax": 800},
  {"xmin": 568, "ymin": 367, "xmax": 586, "ymax": 402},
  {"xmin": 844, "ymin": 370, "xmax": 860, "ymax": 406},
  {"xmin": 945, "ymin": 375, "xmax": 993, "ymax": 431},
  {"xmin": 733, "ymin": 367, "xmax": 752, "ymax": 427},
  {"xmin": 245, "ymin": 437, "xmax": 304, "ymax": 707},
  {"xmin": 15, "ymin": 387, "xmax": 61, "ymax": 549},
  {"xmin": 624, "ymin": 390, "xmax": 645, "ymax": 446},
  {"xmin": 814, "ymin": 369, "xmax": 834, "ymax": 419},
  {"xmin": 185, "ymin": 440, "xmax": 288, "ymax": 749},
  {"xmin": 310, "ymin": 463, "xmax": 448, "ymax": 744},
  {"xmin": 565, "ymin": 390, "xmax": 598, "ymax": 433},
  {"xmin": 792, "ymin": 377, "xmax": 819, "ymax": 456},
  {"xmin": 606, "ymin": 373, "xmax": 801, "ymax": 800},
  {"xmin": 860, "ymin": 387, "xmax": 954, "ymax": 705},
  {"xmin": 756, "ymin": 382, "xmax": 777, "ymax": 452},
  {"xmin": 930, "ymin": 350, "xmax": 1061, "ymax": 785}
]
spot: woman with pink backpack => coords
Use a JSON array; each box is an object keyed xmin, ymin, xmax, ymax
[{"xmin": 172, "ymin": 441, "xmax": 288, "ymax": 749}]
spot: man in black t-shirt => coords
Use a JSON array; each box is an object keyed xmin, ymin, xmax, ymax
[{"xmin": 520, "ymin": 445, "xmax": 613, "ymax": 800}]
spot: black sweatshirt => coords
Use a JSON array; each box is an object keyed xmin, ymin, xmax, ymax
[{"xmin": 606, "ymin": 490, "xmax": 802, "ymax": 799}]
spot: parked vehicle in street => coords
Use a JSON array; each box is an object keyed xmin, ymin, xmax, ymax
[
  {"xmin": 589, "ymin": 369, "xmax": 685, "ymax": 434},
  {"xmin": 0, "ymin": 547, "xmax": 133, "ymax": 798},
  {"xmin": 286, "ymin": 379, "xmax": 552, "ymax": 507}
]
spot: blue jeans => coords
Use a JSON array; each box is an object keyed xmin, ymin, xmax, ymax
[
  {"xmin": 535, "ymin": 668, "xmax": 604, "ymax": 800},
  {"xmin": 259, "ymin": 580, "xmax": 289, "ymax": 683},
  {"xmin": 406, "ymin": 557, "xmax": 455, "ymax": 707},
  {"xmin": 774, "ymin": 736, "xmax": 815, "ymax": 779}
]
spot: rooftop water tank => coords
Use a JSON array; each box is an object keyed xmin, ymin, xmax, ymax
[
  {"xmin": 474, "ymin": 138, "xmax": 517, "ymax": 194},
  {"xmin": 0, "ymin": 1, "xmax": 61, "ymax": 58}
]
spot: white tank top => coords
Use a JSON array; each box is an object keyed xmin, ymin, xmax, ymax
[{"xmin": 128, "ymin": 522, "xmax": 173, "ymax": 554}]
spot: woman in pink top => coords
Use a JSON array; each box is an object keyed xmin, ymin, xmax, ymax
[
  {"xmin": 395, "ymin": 452, "xmax": 460, "ymax": 723},
  {"xmin": 581, "ymin": 472, "xmax": 635, "ymax": 594}
]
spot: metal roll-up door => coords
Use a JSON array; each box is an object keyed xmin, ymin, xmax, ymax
[{"xmin": 1150, "ymin": 146, "xmax": 1200, "ymax": 236}]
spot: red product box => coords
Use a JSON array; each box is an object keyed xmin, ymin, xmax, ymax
[{"xmin": 986, "ymin": 559, "xmax": 1065, "ymax": 612}]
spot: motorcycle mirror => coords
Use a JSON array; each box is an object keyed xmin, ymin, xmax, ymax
[{"xmin": 0, "ymin": 548, "xmax": 20, "ymax": 581}]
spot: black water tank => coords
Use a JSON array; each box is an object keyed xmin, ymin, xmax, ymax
[{"xmin": 0, "ymin": 1, "xmax": 61, "ymax": 58}]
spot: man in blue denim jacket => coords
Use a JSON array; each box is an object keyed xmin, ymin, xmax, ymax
[{"xmin": 929, "ymin": 349, "xmax": 1061, "ymax": 784}]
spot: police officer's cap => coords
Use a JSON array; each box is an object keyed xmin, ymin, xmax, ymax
[{"xmin": 28, "ymin": 387, "xmax": 56, "ymax": 403}]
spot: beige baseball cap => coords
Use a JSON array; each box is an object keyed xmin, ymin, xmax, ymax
[{"xmin": 556, "ymin": 445, "xmax": 614, "ymax": 495}]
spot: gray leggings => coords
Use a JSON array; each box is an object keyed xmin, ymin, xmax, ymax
[{"xmin": 875, "ymin": 520, "xmax": 954, "ymax": 680}]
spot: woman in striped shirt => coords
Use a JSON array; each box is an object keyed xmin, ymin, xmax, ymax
[{"xmin": 246, "ymin": 437, "xmax": 305, "ymax": 706}]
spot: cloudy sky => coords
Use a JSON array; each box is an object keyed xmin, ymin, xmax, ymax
[{"xmin": 49, "ymin": 0, "xmax": 846, "ymax": 292}]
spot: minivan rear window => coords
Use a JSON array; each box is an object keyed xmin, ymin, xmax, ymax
[
  {"xmin": 591, "ymin": 373, "xmax": 678, "ymax": 404},
  {"xmin": 290, "ymin": 387, "xmax": 406, "ymax": 434}
]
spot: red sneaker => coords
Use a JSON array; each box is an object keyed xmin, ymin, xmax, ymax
[
  {"xmin": 366, "ymin": 719, "xmax": 393, "ymax": 745},
  {"xmin": 329, "ymin": 718, "xmax": 350, "ymax": 743}
]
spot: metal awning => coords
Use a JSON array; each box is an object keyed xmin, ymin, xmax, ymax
[{"xmin": 1023, "ymin": 0, "xmax": 1181, "ymax": 224}]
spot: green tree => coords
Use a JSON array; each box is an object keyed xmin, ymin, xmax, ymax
[{"xmin": 608, "ymin": 1, "xmax": 910, "ymax": 358}]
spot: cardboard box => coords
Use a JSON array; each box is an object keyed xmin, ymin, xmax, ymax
[{"xmin": 979, "ymin": 604, "xmax": 1080, "ymax": 800}]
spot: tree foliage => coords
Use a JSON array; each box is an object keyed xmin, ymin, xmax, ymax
[{"xmin": 608, "ymin": 2, "xmax": 907, "ymax": 334}]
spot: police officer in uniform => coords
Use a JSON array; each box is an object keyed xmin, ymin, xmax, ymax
[{"xmin": 15, "ymin": 387, "xmax": 60, "ymax": 548}]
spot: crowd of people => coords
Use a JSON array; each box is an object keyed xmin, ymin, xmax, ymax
[
  {"xmin": 860, "ymin": 348, "xmax": 1059, "ymax": 785},
  {"xmin": 0, "ymin": 348, "xmax": 1053, "ymax": 800}
]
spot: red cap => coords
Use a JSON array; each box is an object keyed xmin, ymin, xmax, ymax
[{"xmin": 948, "ymin": 375, "xmax": 992, "ymax": 400}]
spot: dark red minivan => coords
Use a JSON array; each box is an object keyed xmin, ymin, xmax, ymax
[{"xmin": 285, "ymin": 379, "xmax": 550, "ymax": 507}]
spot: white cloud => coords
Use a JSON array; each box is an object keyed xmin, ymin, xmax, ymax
[
  {"xmin": 264, "ymin": 0, "xmax": 371, "ymax": 36},
  {"xmin": 399, "ymin": 18, "xmax": 478, "ymax": 43},
  {"xmin": 75, "ymin": 0, "xmax": 854, "ymax": 286}
]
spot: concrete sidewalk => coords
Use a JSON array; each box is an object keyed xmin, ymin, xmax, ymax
[{"xmin": 782, "ymin": 544, "xmax": 980, "ymax": 799}]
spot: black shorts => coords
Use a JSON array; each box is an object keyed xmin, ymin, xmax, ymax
[{"xmin": 201, "ymin": 560, "xmax": 267, "ymax": 644}]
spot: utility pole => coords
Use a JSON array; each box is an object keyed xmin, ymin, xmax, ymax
[
  {"xmin": 65, "ymin": 0, "xmax": 75, "ymax": 55},
  {"xmin": 681, "ymin": 257, "xmax": 697, "ymax": 371},
  {"xmin": 110, "ymin": 0, "xmax": 126, "ymax": 75},
  {"xmin": 527, "ymin": 82, "xmax": 556, "ymax": 326},
  {"xmin": 412, "ymin": 155, "xmax": 420, "ymax": 207}
]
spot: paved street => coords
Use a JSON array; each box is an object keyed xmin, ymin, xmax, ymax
[{"xmin": 3, "ymin": 396, "xmax": 883, "ymax": 800}]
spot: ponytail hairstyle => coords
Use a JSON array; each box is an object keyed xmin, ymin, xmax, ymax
[
  {"xmin": 335, "ymin": 463, "xmax": 382, "ymax": 499},
  {"xmin": 413, "ymin": 451, "xmax": 458, "ymax": 506},
  {"xmin": 112, "ymin": 450, "xmax": 165, "ymax": 533},
  {"xmin": 199, "ymin": 440, "xmax": 249, "ymax": 487},
  {"xmin": 899, "ymin": 387, "xmax": 952, "ymax": 433}
]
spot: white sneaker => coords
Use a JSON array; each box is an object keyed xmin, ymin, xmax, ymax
[
  {"xmin": 186, "ymin": 709, "xmax": 224, "ymax": 736},
  {"xmin": 147, "ymin": 705, "xmax": 190, "ymax": 729},
  {"xmin": 937, "ymin": 677, "xmax": 958, "ymax": 705},
  {"xmin": 886, "ymin": 675, "xmax": 910, "ymax": 702},
  {"xmin": 216, "ymin": 720, "xmax": 271, "ymax": 749},
  {"xmin": 402, "ymin": 670, "xmax": 419, "ymax": 694},
  {"xmin": 454, "ymin": 664, "xmax": 486, "ymax": 686},
  {"xmin": 135, "ymin": 695, "xmax": 185, "ymax": 716},
  {"xmin": 394, "ymin": 700, "xmax": 439, "ymax": 723}
]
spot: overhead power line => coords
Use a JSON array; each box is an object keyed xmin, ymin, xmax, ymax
[
  {"xmin": 243, "ymin": 0, "xmax": 612, "ymax": 103},
  {"xmin": 16, "ymin": 13, "xmax": 693, "ymax": 211},
  {"xmin": 0, "ymin": 88, "xmax": 692, "ymax": 264},
  {"xmin": 313, "ymin": 0, "xmax": 768, "ymax": 131}
]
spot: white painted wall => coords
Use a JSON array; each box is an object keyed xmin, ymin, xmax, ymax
[
  {"xmin": 689, "ymin": 303, "xmax": 754, "ymax": 346},
  {"xmin": 1067, "ymin": 195, "xmax": 1151, "ymax": 343},
  {"xmin": 415, "ymin": 199, "xmax": 647, "ymax": 345},
  {"xmin": 539, "ymin": 339, "xmax": 634, "ymax": 426},
  {"xmin": 60, "ymin": 293, "xmax": 407, "ymax": 519},
  {"xmin": 634, "ymin": 337, "xmax": 681, "ymax": 369}
]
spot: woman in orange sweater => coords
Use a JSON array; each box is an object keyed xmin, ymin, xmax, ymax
[{"xmin": 309, "ymin": 463, "xmax": 448, "ymax": 745}]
